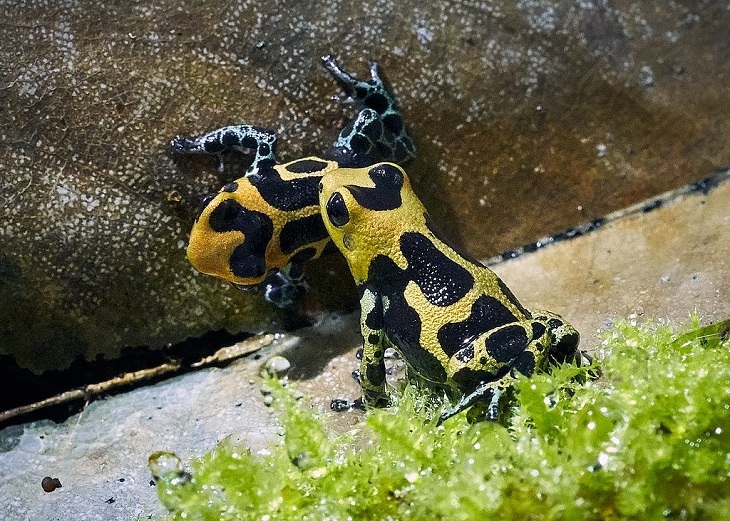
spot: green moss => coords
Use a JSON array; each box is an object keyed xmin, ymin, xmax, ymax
[{"xmin": 150, "ymin": 318, "xmax": 730, "ymax": 520}]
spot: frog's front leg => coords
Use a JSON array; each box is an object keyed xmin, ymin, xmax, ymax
[
  {"xmin": 229, "ymin": 262, "xmax": 309, "ymax": 309},
  {"xmin": 171, "ymin": 124, "xmax": 278, "ymax": 176},
  {"xmin": 330, "ymin": 287, "xmax": 390, "ymax": 412},
  {"xmin": 321, "ymin": 55, "xmax": 416, "ymax": 166},
  {"xmin": 258, "ymin": 262, "xmax": 309, "ymax": 309},
  {"xmin": 357, "ymin": 288, "xmax": 391, "ymax": 407}
]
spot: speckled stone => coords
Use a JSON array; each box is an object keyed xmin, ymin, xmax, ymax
[
  {"xmin": 0, "ymin": 169, "xmax": 727, "ymax": 519},
  {"xmin": 1, "ymin": 1, "xmax": 727, "ymax": 373}
]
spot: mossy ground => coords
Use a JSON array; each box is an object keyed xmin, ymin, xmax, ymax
[{"xmin": 150, "ymin": 317, "xmax": 730, "ymax": 520}]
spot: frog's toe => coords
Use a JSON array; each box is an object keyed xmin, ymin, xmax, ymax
[
  {"xmin": 577, "ymin": 349, "xmax": 593, "ymax": 367},
  {"xmin": 170, "ymin": 135, "xmax": 195, "ymax": 152},
  {"xmin": 330, "ymin": 397, "xmax": 364, "ymax": 412},
  {"xmin": 437, "ymin": 407, "xmax": 459, "ymax": 425},
  {"xmin": 438, "ymin": 384, "xmax": 508, "ymax": 425},
  {"xmin": 368, "ymin": 60, "xmax": 382, "ymax": 85},
  {"xmin": 263, "ymin": 281, "xmax": 307, "ymax": 309},
  {"xmin": 321, "ymin": 54, "xmax": 385, "ymax": 102},
  {"xmin": 351, "ymin": 369, "xmax": 362, "ymax": 384},
  {"xmin": 437, "ymin": 397, "xmax": 473, "ymax": 425},
  {"xmin": 577, "ymin": 350, "xmax": 602, "ymax": 379},
  {"xmin": 321, "ymin": 54, "xmax": 358, "ymax": 88}
]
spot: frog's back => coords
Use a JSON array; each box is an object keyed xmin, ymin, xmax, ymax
[
  {"xmin": 321, "ymin": 162, "xmax": 585, "ymax": 420},
  {"xmin": 187, "ymin": 157, "xmax": 338, "ymax": 285},
  {"xmin": 320, "ymin": 162, "xmax": 532, "ymax": 362}
]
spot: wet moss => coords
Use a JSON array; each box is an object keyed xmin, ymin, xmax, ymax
[{"xmin": 151, "ymin": 317, "xmax": 730, "ymax": 520}]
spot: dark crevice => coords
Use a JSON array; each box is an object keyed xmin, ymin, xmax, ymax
[{"xmin": 0, "ymin": 329, "xmax": 252, "ymax": 427}]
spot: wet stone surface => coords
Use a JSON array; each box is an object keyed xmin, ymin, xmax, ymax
[
  {"xmin": 1, "ymin": 173, "xmax": 728, "ymax": 520},
  {"xmin": 0, "ymin": 337, "xmax": 287, "ymax": 521},
  {"xmin": 1, "ymin": 1, "xmax": 728, "ymax": 373},
  {"xmin": 1, "ymin": 1, "xmax": 728, "ymax": 515}
]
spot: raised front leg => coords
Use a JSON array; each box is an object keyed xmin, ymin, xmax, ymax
[
  {"xmin": 440, "ymin": 312, "xmax": 589, "ymax": 424},
  {"xmin": 171, "ymin": 124, "xmax": 278, "ymax": 176},
  {"xmin": 322, "ymin": 55, "xmax": 416, "ymax": 167},
  {"xmin": 441, "ymin": 320, "xmax": 549, "ymax": 424}
]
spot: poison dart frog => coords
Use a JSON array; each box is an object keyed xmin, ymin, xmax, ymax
[
  {"xmin": 319, "ymin": 162, "xmax": 590, "ymax": 424},
  {"xmin": 173, "ymin": 56, "xmax": 415, "ymax": 307}
]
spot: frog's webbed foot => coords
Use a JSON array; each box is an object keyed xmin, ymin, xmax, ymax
[
  {"xmin": 437, "ymin": 382, "xmax": 508, "ymax": 425},
  {"xmin": 321, "ymin": 55, "xmax": 415, "ymax": 166},
  {"xmin": 171, "ymin": 124, "xmax": 278, "ymax": 176}
]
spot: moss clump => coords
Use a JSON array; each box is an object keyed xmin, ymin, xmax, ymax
[{"xmin": 151, "ymin": 318, "xmax": 730, "ymax": 520}]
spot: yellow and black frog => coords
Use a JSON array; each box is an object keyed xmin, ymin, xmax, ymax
[
  {"xmin": 174, "ymin": 56, "xmax": 415, "ymax": 307},
  {"xmin": 319, "ymin": 162, "xmax": 590, "ymax": 423}
]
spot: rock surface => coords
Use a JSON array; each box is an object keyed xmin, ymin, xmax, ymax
[
  {"xmin": 1, "ymin": 1, "xmax": 727, "ymax": 372},
  {"xmin": 1, "ymin": 172, "xmax": 728, "ymax": 520}
]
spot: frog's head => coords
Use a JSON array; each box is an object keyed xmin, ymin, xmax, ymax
[
  {"xmin": 187, "ymin": 181, "xmax": 274, "ymax": 287},
  {"xmin": 319, "ymin": 162, "xmax": 427, "ymax": 283}
]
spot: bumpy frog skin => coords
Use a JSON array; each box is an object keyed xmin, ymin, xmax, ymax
[
  {"xmin": 173, "ymin": 56, "xmax": 415, "ymax": 307},
  {"xmin": 319, "ymin": 163, "xmax": 589, "ymax": 423}
]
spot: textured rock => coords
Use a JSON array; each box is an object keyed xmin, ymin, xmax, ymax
[{"xmin": 1, "ymin": 1, "xmax": 727, "ymax": 372}]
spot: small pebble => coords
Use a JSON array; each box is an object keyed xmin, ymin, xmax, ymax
[
  {"xmin": 263, "ymin": 395, "xmax": 274, "ymax": 407},
  {"xmin": 262, "ymin": 356, "xmax": 291, "ymax": 378},
  {"xmin": 41, "ymin": 476, "xmax": 62, "ymax": 492}
]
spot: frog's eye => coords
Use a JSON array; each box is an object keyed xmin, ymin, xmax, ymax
[
  {"xmin": 326, "ymin": 191, "xmax": 350, "ymax": 227},
  {"xmin": 369, "ymin": 164, "xmax": 403, "ymax": 189}
]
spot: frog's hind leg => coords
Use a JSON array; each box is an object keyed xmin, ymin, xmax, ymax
[
  {"xmin": 330, "ymin": 108, "xmax": 403, "ymax": 167},
  {"xmin": 321, "ymin": 55, "xmax": 415, "ymax": 166},
  {"xmin": 171, "ymin": 124, "xmax": 278, "ymax": 176}
]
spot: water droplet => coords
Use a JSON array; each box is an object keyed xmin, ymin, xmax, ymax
[{"xmin": 148, "ymin": 451, "xmax": 191, "ymax": 487}]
